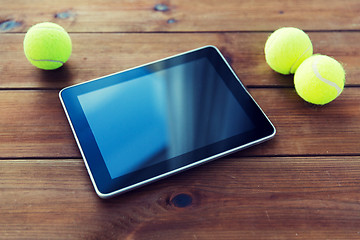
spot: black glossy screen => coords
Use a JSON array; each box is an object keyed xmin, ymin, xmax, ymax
[{"xmin": 77, "ymin": 57, "xmax": 255, "ymax": 179}]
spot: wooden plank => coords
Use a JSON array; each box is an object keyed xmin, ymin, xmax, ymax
[
  {"xmin": 1, "ymin": 32, "xmax": 359, "ymax": 89},
  {"xmin": 0, "ymin": 90, "xmax": 80, "ymax": 158},
  {"xmin": 0, "ymin": 88, "xmax": 359, "ymax": 158},
  {"xmin": 1, "ymin": 156, "xmax": 360, "ymax": 239},
  {"xmin": 1, "ymin": 0, "xmax": 360, "ymax": 33}
]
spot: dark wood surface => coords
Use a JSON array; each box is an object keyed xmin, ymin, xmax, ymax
[{"xmin": 1, "ymin": 1, "xmax": 359, "ymax": 239}]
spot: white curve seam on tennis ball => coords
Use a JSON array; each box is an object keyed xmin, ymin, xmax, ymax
[
  {"xmin": 289, "ymin": 44, "xmax": 312, "ymax": 74},
  {"xmin": 312, "ymin": 58, "xmax": 342, "ymax": 96},
  {"xmin": 29, "ymin": 58, "xmax": 65, "ymax": 64}
]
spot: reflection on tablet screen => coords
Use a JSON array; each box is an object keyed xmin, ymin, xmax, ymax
[{"xmin": 78, "ymin": 57, "xmax": 254, "ymax": 179}]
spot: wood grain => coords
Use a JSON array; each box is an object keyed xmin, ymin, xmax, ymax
[
  {"xmin": 0, "ymin": 90, "xmax": 78, "ymax": 158},
  {"xmin": 1, "ymin": 0, "xmax": 360, "ymax": 33},
  {"xmin": 1, "ymin": 0, "xmax": 359, "ymax": 238},
  {"xmin": 1, "ymin": 32, "xmax": 360, "ymax": 89},
  {"xmin": 0, "ymin": 88, "xmax": 358, "ymax": 159},
  {"xmin": 1, "ymin": 156, "xmax": 360, "ymax": 239}
]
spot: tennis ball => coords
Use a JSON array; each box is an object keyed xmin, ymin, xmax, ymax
[
  {"xmin": 23, "ymin": 22, "xmax": 72, "ymax": 70},
  {"xmin": 265, "ymin": 27, "xmax": 313, "ymax": 74},
  {"xmin": 294, "ymin": 55, "xmax": 345, "ymax": 105}
]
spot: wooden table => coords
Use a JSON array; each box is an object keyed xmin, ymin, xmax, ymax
[{"xmin": 1, "ymin": 0, "xmax": 360, "ymax": 239}]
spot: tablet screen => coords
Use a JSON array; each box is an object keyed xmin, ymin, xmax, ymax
[{"xmin": 78, "ymin": 57, "xmax": 255, "ymax": 179}]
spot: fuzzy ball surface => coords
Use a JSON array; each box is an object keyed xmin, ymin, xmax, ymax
[
  {"xmin": 294, "ymin": 55, "xmax": 346, "ymax": 105},
  {"xmin": 23, "ymin": 22, "xmax": 72, "ymax": 70},
  {"xmin": 265, "ymin": 27, "xmax": 313, "ymax": 75}
]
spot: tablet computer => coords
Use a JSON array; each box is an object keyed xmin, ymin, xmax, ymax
[{"xmin": 59, "ymin": 46, "xmax": 275, "ymax": 199}]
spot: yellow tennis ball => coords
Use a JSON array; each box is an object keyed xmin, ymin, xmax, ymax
[
  {"xmin": 294, "ymin": 55, "xmax": 345, "ymax": 105},
  {"xmin": 23, "ymin": 22, "xmax": 72, "ymax": 70},
  {"xmin": 265, "ymin": 27, "xmax": 313, "ymax": 74}
]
